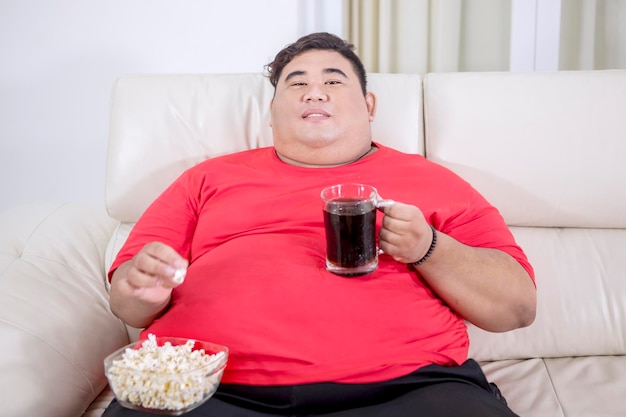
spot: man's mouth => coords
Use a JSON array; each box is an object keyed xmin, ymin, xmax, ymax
[{"xmin": 302, "ymin": 109, "xmax": 330, "ymax": 119}]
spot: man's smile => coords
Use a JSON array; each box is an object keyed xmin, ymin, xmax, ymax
[{"xmin": 302, "ymin": 109, "xmax": 331, "ymax": 119}]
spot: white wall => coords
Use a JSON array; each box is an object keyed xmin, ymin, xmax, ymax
[{"xmin": 0, "ymin": 0, "xmax": 318, "ymax": 211}]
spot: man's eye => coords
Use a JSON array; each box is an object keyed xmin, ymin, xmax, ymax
[
  {"xmin": 292, "ymin": 82, "xmax": 307, "ymax": 86},
  {"xmin": 326, "ymin": 80, "xmax": 341, "ymax": 85}
]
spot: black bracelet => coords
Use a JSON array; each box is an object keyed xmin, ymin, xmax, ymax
[{"xmin": 411, "ymin": 225, "xmax": 437, "ymax": 266}]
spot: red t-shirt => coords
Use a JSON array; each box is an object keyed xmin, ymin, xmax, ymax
[{"xmin": 109, "ymin": 143, "xmax": 534, "ymax": 385}]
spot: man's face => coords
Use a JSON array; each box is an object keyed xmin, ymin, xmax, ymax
[{"xmin": 270, "ymin": 49, "xmax": 376, "ymax": 167}]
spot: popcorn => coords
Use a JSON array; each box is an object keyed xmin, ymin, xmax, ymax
[
  {"xmin": 106, "ymin": 334, "xmax": 226, "ymax": 411},
  {"xmin": 172, "ymin": 268, "xmax": 187, "ymax": 284}
]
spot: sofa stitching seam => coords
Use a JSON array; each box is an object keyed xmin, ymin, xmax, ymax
[
  {"xmin": 542, "ymin": 358, "xmax": 567, "ymax": 417},
  {"xmin": 0, "ymin": 318, "xmax": 97, "ymax": 396},
  {"xmin": 12, "ymin": 203, "xmax": 72, "ymax": 259},
  {"xmin": 10, "ymin": 254, "xmax": 111, "ymax": 305}
]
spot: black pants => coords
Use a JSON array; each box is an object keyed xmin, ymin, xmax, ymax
[{"xmin": 102, "ymin": 359, "xmax": 520, "ymax": 417}]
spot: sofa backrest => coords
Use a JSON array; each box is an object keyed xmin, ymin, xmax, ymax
[
  {"xmin": 423, "ymin": 70, "xmax": 626, "ymax": 361},
  {"xmin": 424, "ymin": 70, "xmax": 626, "ymax": 229},
  {"xmin": 106, "ymin": 73, "xmax": 423, "ymax": 223}
]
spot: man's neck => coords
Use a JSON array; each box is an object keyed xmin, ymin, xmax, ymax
[{"xmin": 274, "ymin": 145, "xmax": 377, "ymax": 168}]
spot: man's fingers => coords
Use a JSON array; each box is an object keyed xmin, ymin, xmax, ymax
[
  {"xmin": 131, "ymin": 242, "xmax": 188, "ymax": 288},
  {"xmin": 143, "ymin": 242, "xmax": 188, "ymax": 269}
]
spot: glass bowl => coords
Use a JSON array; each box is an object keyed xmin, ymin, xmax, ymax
[{"xmin": 104, "ymin": 335, "xmax": 228, "ymax": 415}]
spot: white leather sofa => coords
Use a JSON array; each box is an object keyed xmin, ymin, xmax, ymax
[{"xmin": 1, "ymin": 70, "xmax": 625, "ymax": 417}]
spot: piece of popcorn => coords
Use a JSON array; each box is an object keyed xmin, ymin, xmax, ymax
[{"xmin": 172, "ymin": 268, "xmax": 187, "ymax": 284}]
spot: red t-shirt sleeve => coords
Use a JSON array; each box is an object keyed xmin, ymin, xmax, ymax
[
  {"xmin": 108, "ymin": 169, "xmax": 200, "ymax": 280},
  {"xmin": 429, "ymin": 179, "xmax": 535, "ymax": 284}
]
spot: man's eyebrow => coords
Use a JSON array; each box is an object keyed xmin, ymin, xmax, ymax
[
  {"xmin": 284, "ymin": 70, "xmax": 306, "ymax": 83},
  {"xmin": 323, "ymin": 67, "xmax": 348, "ymax": 78},
  {"xmin": 283, "ymin": 68, "xmax": 348, "ymax": 83}
]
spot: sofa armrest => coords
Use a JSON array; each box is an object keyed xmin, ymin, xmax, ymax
[{"xmin": 0, "ymin": 202, "xmax": 130, "ymax": 417}]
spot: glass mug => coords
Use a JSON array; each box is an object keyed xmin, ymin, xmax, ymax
[{"xmin": 321, "ymin": 183, "xmax": 394, "ymax": 277}]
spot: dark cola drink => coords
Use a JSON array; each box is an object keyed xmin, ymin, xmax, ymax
[{"xmin": 323, "ymin": 197, "xmax": 378, "ymax": 276}]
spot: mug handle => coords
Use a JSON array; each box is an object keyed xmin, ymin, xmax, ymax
[{"xmin": 375, "ymin": 199, "xmax": 395, "ymax": 208}]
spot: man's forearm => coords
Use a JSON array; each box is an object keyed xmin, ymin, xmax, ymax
[{"xmin": 415, "ymin": 231, "xmax": 537, "ymax": 332}]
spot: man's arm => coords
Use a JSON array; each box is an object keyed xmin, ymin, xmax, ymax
[
  {"xmin": 379, "ymin": 203, "xmax": 536, "ymax": 332},
  {"xmin": 415, "ymin": 231, "xmax": 536, "ymax": 332},
  {"xmin": 109, "ymin": 242, "xmax": 188, "ymax": 328}
]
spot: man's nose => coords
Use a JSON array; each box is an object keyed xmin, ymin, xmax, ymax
[{"xmin": 303, "ymin": 85, "xmax": 328, "ymax": 102}]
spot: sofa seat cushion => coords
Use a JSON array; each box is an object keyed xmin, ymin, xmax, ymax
[
  {"xmin": 482, "ymin": 356, "xmax": 626, "ymax": 417},
  {"xmin": 81, "ymin": 387, "xmax": 114, "ymax": 417}
]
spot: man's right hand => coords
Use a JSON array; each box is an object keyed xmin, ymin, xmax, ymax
[{"xmin": 109, "ymin": 242, "xmax": 188, "ymax": 328}]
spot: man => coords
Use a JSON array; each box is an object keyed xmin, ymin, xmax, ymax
[{"xmin": 105, "ymin": 32, "xmax": 536, "ymax": 416}]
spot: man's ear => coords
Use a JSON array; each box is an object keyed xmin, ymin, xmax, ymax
[{"xmin": 365, "ymin": 92, "xmax": 377, "ymax": 122}]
